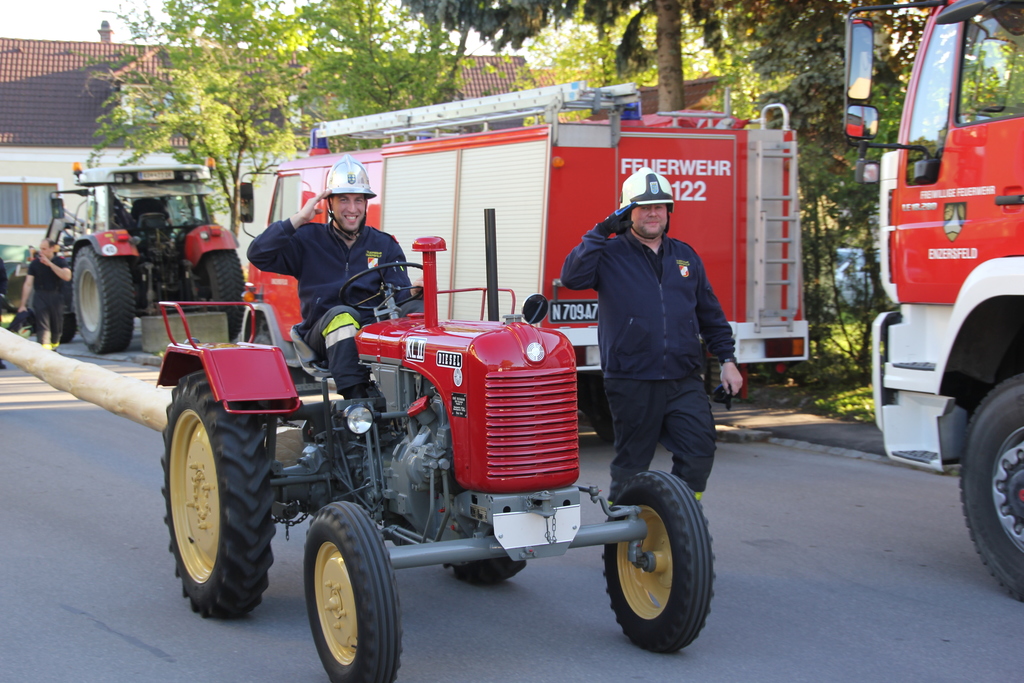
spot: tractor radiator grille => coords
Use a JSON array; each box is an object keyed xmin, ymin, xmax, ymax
[{"xmin": 483, "ymin": 367, "xmax": 579, "ymax": 480}]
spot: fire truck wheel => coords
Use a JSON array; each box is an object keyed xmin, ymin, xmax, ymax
[
  {"xmin": 162, "ymin": 371, "xmax": 275, "ymax": 617},
  {"xmin": 446, "ymin": 557, "xmax": 527, "ymax": 584},
  {"xmin": 305, "ymin": 502, "xmax": 402, "ymax": 683},
  {"xmin": 962, "ymin": 373, "xmax": 1024, "ymax": 601},
  {"xmin": 73, "ymin": 246, "xmax": 134, "ymax": 354},
  {"xmin": 604, "ymin": 471, "xmax": 714, "ymax": 651},
  {"xmin": 195, "ymin": 250, "xmax": 246, "ymax": 340}
]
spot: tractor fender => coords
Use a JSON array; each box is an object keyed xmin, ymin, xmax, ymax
[
  {"xmin": 75, "ymin": 231, "xmax": 139, "ymax": 258},
  {"xmin": 183, "ymin": 225, "xmax": 238, "ymax": 268},
  {"xmin": 158, "ymin": 342, "xmax": 300, "ymax": 414}
]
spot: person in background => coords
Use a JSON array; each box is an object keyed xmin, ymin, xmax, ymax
[
  {"xmin": 18, "ymin": 238, "xmax": 71, "ymax": 350},
  {"xmin": 0, "ymin": 255, "xmax": 7, "ymax": 368}
]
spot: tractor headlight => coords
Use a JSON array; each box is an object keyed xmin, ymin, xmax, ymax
[{"xmin": 343, "ymin": 404, "xmax": 374, "ymax": 434}]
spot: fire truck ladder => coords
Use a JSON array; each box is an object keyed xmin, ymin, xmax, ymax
[
  {"xmin": 752, "ymin": 103, "xmax": 801, "ymax": 334},
  {"xmin": 314, "ymin": 82, "xmax": 640, "ymax": 141}
]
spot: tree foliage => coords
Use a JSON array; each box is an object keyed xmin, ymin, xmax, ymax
[
  {"xmin": 402, "ymin": 0, "xmax": 723, "ymax": 110},
  {"xmin": 299, "ymin": 0, "xmax": 466, "ymax": 131},
  {"xmin": 94, "ymin": 0, "xmax": 308, "ymax": 233},
  {"xmin": 724, "ymin": 1, "xmax": 929, "ymax": 386}
]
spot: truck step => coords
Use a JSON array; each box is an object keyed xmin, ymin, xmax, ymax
[
  {"xmin": 892, "ymin": 450, "xmax": 939, "ymax": 464},
  {"xmin": 892, "ymin": 361, "xmax": 936, "ymax": 371}
]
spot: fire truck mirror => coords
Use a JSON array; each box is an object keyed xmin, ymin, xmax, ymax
[
  {"xmin": 239, "ymin": 182, "xmax": 254, "ymax": 223},
  {"xmin": 846, "ymin": 18, "xmax": 875, "ymax": 102},
  {"xmin": 50, "ymin": 196, "xmax": 65, "ymax": 221},
  {"xmin": 845, "ymin": 105, "xmax": 879, "ymax": 140},
  {"xmin": 522, "ymin": 293, "xmax": 549, "ymax": 325},
  {"xmin": 913, "ymin": 158, "xmax": 941, "ymax": 186},
  {"xmin": 854, "ymin": 158, "xmax": 880, "ymax": 185}
]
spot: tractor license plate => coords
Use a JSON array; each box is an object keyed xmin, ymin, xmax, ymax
[
  {"xmin": 493, "ymin": 504, "xmax": 581, "ymax": 550},
  {"xmin": 138, "ymin": 170, "xmax": 175, "ymax": 181}
]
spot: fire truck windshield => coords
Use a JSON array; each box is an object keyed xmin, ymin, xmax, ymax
[{"xmin": 959, "ymin": 9, "xmax": 1024, "ymax": 124}]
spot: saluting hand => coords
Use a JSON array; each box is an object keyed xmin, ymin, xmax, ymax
[{"xmin": 291, "ymin": 189, "xmax": 332, "ymax": 227}]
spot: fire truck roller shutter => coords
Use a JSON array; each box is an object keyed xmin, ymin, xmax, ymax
[
  {"xmin": 381, "ymin": 151, "xmax": 458, "ymax": 318},
  {"xmin": 451, "ymin": 140, "xmax": 548, "ymax": 320}
]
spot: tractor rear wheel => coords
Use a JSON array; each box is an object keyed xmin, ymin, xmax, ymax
[
  {"xmin": 962, "ymin": 373, "xmax": 1024, "ymax": 601},
  {"xmin": 73, "ymin": 246, "xmax": 134, "ymax": 353},
  {"xmin": 305, "ymin": 502, "xmax": 402, "ymax": 683},
  {"xmin": 604, "ymin": 470, "xmax": 714, "ymax": 652},
  {"xmin": 162, "ymin": 371, "xmax": 275, "ymax": 617},
  {"xmin": 446, "ymin": 557, "xmax": 527, "ymax": 584},
  {"xmin": 194, "ymin": 250, "xmax": 245, "ymax": 341}
]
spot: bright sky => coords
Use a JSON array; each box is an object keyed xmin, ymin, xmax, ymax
[{"xmin": 5, "ymin": 0, "xmax": 133, "ymax": 42}]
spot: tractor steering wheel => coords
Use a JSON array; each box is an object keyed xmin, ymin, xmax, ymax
[{"xmin": 338, "ymin": 261, "xmax": 424, "ymax": 316}]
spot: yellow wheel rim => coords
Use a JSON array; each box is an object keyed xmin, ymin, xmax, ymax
[
  {"xmin": 169, "ymin": 409, "xmax": 219, "ymax": 582},
  {"xmin": 315, "ymin": 541, "xmax": 359, "ymax": 665},
  {"xmin": 617, "ymin": 505, "xmax": 673, "ymax": 619}
]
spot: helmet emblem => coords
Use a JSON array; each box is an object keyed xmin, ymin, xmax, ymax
[
  {"xmin": 650, "ymin": 181, "xmax": 660, "ymax": 194},
  {"xmin": 347, "ymin": 172, "xmax": 357, "ymax": 184}
]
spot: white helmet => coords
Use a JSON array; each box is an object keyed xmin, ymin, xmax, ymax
[
  {"xmin": 621, "ymin": 167, "xmax": 673, "ymax": 211},
  {"xmin": 325, "ymin": 154, "xmax": 376, "ymax": 198}
]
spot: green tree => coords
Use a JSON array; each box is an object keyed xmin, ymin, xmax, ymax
[
  {"xmin": 94, "ymin": 0, "xmax": 309, "ymax": 233},
  {"xmin": 299, "ymin": 0, "xmax": 467, "ymax": 131},
  {"xmin": 402, "ymin": 0, "xmax": 722, "ymax": 111},
  {"xmin": 724, "ymin": 1, "xmax": 928, "ymax": 385}
]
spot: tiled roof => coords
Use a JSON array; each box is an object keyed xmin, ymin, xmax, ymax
[
  {"xmin": 0, "ymin": 37, "xmax": 159, "ymax": 147},
  {"xmin": 460, "ymin": 55, "xmax": 527, "ymax": 99}
]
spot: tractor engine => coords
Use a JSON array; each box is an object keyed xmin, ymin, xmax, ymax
[{"xmin": 359, "ymin": 313, "xmax": 580, "ymax": 501}]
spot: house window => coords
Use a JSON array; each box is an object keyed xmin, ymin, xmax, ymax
[{"xmin": 0, "ymin": 183, "xmax": 58, "ymax": 227}]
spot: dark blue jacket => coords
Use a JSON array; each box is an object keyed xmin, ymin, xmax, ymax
[
  {"xmin": 247, "ymin": 218, "xmax": 412, "ymax": 338},
  {"xmin": 560, "ymin": 227, "xmax": 735, "ymax": 380}
]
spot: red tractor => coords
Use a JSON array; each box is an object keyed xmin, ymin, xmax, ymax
[{"xmin": 155, "ymin": 232, "xmax": 714, "ymax": 683}]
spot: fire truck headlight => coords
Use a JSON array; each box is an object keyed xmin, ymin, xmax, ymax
[{"xmin": 343, "ymin": 404, "xmax": 374, "ymax": 434}]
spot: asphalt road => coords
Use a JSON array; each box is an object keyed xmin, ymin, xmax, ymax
[{"xmin": 0, "ymin": 360, "xmax": 1020, "ymax": 683}]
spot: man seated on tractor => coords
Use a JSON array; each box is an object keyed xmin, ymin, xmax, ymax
[{"xmin": 248, "ymin": 155, "xmax": 415, "ymax": 399}]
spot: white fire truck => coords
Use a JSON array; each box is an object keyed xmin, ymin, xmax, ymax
[
  {"xmin": 241, "ymin": 81, "xmax": 808, "ymax": 438},
  {"xmin": 846, "ymin": 0, "xmax": 1024, "ymax": 599}
]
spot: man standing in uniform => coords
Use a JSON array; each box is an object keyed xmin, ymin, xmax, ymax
[
  {"xmin": 560, "ymin": 167, "xmax": 743, "ymax": 501},
  {"xmin": 18, "ymin": 238, "xmax": 71, "ymax": 350},
  {"xmin": 248, "ymin": 155, "xmax": 414, "ymax": 398}
]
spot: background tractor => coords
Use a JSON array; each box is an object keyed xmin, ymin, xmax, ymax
[
  {"xmin": 49, "ymin": 163, "xmax": 245, "ymax": 354},
  {"xmin": 155, "ymin": 228, "xmax": 715, "ymax": 683}
]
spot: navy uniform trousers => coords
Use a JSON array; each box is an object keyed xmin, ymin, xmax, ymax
[{"xmin": 604, "ymin": 368, "xmax": 716, "ymax": 500}]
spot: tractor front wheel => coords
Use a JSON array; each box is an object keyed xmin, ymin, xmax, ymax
[
  {"xmin": 604, "ymin": 470, "xmax": 714, "ymax": 652},
  {"xmin": 962, "ymin": 373, "xmax": 1024, "ymax": 601},
  {"xmin": 305, "ymin": 502, "xmax": 402, "ymax": 683},
  {"xmin": 162, "ymin": 371, "xmax": 275, "ymax": 617},
  {"xmin": 73, "ymin": 246, "xmax": 134, "ymax": 353}
]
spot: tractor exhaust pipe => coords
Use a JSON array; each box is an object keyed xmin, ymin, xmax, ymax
[{"xmin": 484, "ymin": 208, "xmax": 499, "ymax": 322}]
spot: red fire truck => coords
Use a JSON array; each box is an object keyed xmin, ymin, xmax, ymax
[
  {"xmin": 241, "ymin": 82, "xmax": 808, "ymax": 436},
  {"xmin": 845, "ymin": 0, "xmax": 1024, "ymax": 599}
]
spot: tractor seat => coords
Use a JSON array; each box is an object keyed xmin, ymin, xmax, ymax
[
  {"xmin": 290, "ymin": 325, "xmax": 332, "ymax": 381},
  {"xmin": 137, "ymin": 212, "xmax": 169, "ymax": 230}
]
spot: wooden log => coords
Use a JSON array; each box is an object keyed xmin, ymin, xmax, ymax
[{"xmin": 0, "ymin": 327, "xmax": 171, "ymax": 432}]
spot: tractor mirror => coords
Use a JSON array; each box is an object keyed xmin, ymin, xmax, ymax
[
  {"xmin": 239, "ymin": 182, "xmax": 254, "ymax": 223},
  {"xmin": 50, "ymin": 196, "xmax": 65, "ymax": 220},
  {"xmin": 522, "ymin": 293, "xmax": 549, "ymax": 325}
]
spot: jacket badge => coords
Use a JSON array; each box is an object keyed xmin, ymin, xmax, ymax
[
  {"xmin": 677, "ymin": 259, "xmax": 690, "ymax": 277},
  {"xmin": 368, "ymin": 256, "xmax": 379, "ymax": 268}
]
